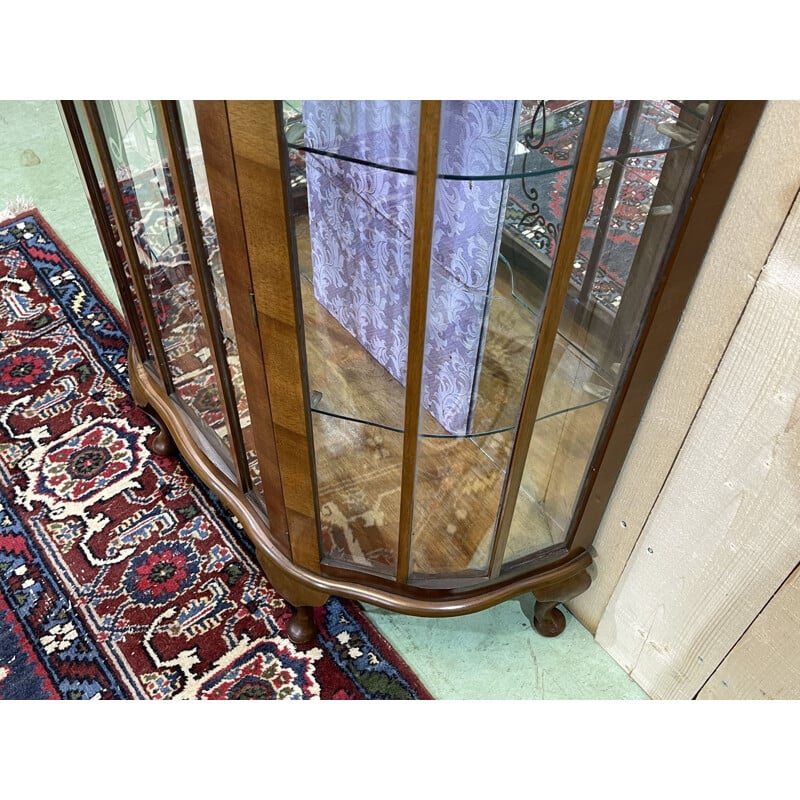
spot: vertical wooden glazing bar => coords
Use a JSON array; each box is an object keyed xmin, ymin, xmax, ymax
[
  {"xmin": 395, "ymin": 101, "xmax": 442, "ymax": 584},
  {"xmin": 225, "ymin": 100, "xmax": 320, "ymax": 572},
  {"xmin": 193, "ymin": 100, "xmax": 289, "ymax": 539},
  {"xmin": 81, "ymin": 100, "xmax": 175, "ymax": 394},
  {"xmin": 489, "ymin": 100, "xmax": 614, "ymax": 578},
  {"xmin": 155, "ymin": 100, "xmax": 251, "ymax": 491},
  {"xmin": 59, "ymin": 101, "xmax": 150, "ymax": 364}
]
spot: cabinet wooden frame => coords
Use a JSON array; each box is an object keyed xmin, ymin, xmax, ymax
[{"xmin": 62, "ymin": 99, "xmax": 765, "ymax": 643}]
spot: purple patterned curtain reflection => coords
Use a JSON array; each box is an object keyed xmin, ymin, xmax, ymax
[{"xmin": 305, "ymin": 100, "xmax": 519, "ymax": 433}]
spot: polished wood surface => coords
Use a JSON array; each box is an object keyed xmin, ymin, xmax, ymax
[
  {"xmin": 194, "ymin": 101, "xmax": 290, "ymax": 542},
  {"xmin": 225, "ymin": 101, "xmax": 321, "ymax": 572},
  {"xmin": 397, "ymin": 100, "xmax": 442, "ymax": 583},
  {"xmin": 66, "ymin": 99, "xmax": 763, "ymax": 641},
  {"xmin": 532, "ymin": 564, "xmax": 593, "ymax": 637}
]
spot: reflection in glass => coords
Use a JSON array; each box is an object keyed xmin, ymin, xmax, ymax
[
  {"xmin": 285, "ymin": 99, "xmax": 716, "ymax": 578},
  {"xmin": 176, "ymin": 101, "xmax": 265, "ymax": 504},
  {"xmin": 95, "ymin": 101, "xmax": 233, "ymax": 466},
  {"xmin": 505, "ymin": 100, "xmax": 718, "ymax": 562},
  {"xmin": 287, "ymin": 101, "xmax": 419, "ymax": 571},
  {"xmin": 411, "ymin": 101, "xmax": 588, "ymax": 577},
  {"xmin": 412, "ymin": 431, "xmax": 511, "ymax": 576},
  {"xmin": 296, "ymin": 101, "xmax": 418, "ymax": 433},
  {"xmin": 312, "ymin": 414, "xmax": 402, "ymax": 577},
  {"xmin": 75, "ymin": 102, "xmax": 153, "ymax": 364}
]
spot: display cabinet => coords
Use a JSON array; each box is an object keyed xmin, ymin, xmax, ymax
[{"xmin": 61, "ymin": 99, "xmax": 763, "ymax": 642}]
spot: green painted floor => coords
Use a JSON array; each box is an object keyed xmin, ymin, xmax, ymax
[
  {"xmin": 0, "ymin": 100, "xmax": 647, "ymax": 700},
  {"xmin": 0, "ymin": 101, "xmax": 115, "ymax": 306}
]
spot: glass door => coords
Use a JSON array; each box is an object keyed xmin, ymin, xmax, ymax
[
  {"xmin": 281, "ymin": 99, "xmax": 721, "ymax": 583},
  {"xmin": 65, "ymin": 100, "xmax": 268, "ymax": 513}
]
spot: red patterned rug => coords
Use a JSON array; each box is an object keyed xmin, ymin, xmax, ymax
[
  {"xmin": 0, "ymin": 210, "xmax": 432, "ymax": 700},
  {"xmin": 505, "ymin": 100, "xmax": 678, "ymax": 309}
]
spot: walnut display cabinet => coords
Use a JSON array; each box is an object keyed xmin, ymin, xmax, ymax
[{"xmin": 61, "ymin": 100, "xmax": 763, "ymax": 643}]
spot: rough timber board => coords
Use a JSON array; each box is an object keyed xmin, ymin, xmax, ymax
[
  {"xmin": 568, "ymin": 101, "xmax": 800, "ymax": 633},
  {"xmin": 594, "ymin": 188, "xmax": 800, "ymax": 699},
  {"xmin": 697, "ymin": 564, "xmax": 800, "ymax": 699}
]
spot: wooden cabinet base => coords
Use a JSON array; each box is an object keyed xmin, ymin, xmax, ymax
[{"xmin": 126, "ymin": 341, "xmax": 596, "ymax": 640}]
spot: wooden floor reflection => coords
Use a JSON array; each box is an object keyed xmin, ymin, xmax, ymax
[{"xmin": 301, "ymin": 252, "xmax": 613, "ymax": 577}]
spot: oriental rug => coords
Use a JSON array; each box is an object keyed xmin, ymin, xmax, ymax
[{"xmin": 0, "ymin": 210, "xmax": 432, "ymax": 700}]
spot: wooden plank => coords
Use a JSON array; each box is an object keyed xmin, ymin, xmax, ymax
[
  {"xmin": 594, "ymin": 187, "xmax": 800, "ymax": 699},
  {"xmin": 698, "ymin": 564, "xmax": 800, "ymax": 699},
  {"xmin": 396, "ymin": 100, "xmax": 441, "ymax": 583},
  {"xmin": 569, "ymin": 101, "xmax": 800, "ymax": 632}
]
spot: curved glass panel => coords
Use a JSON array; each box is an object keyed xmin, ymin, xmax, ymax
[
  {"xmin": 410, "ymin": 100, "xmax": 590, "ymax": 577},
  {"xmin": 74, "ymin": 103, "xmax": 153, "ymax": 364},
  {"xmin": 95, "ymin": 101, "xmax": 234, "ymax": 468},
  {"xmin": 175, "ymin": 101, "xmax": 265, "ymax": 507},
  {"xmin": 286, "ymin": 99, "xmax": 718, "ymax": 580},
  {"xmin": 288, "ymin": 101, "xmax": 421, "ymax": 574},
  {"xmin": 503, "ymin": 100, "xmax": 720, "ymax": 563},
  {"xmin": 312, "ymin": 414, "xmax": 403, "ymax": 575}
]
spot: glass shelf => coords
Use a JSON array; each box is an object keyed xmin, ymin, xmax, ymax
[
  {"xmin": 285, "ymin": 100, "xmax": 697, "ymax": 186},
  {"xmin": 284, "ymin": 100, "xmax": 587, "ymax": 183},
  {"xmin": 79, "ymin": 98, "xmax": 715, "ymax": 582},
  {"xmin": 302, "ymin": 266, "xmax": 609, "ymax": 439},
  {"xmin": 64, "ymin": 98, "xmax": 757, "ymax": 641}
]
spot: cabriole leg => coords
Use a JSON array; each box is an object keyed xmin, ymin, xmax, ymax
[
  {"xmin": 257, "ymin": 551, "xmax": 329, "ymax": 645},
  {"xmin": 127, "ymin": 344, "xmax": 176, "ymax": 457},
  {"xmin": 531, "ymin": 562, "xmax": 593, "ymax": 638}
]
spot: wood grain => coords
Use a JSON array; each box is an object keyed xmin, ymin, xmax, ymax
[
  {"xmin": 396, "ymin": 100, "xmax": 442, "ymax": 583},
  {"xmin": 697, "ymin": 563, "xmax": 800, "ymax": 699},
  {"xmin": 225, "ymin": 101, "xmax": 320, "ymax": 571},
  {"xmin": 595, "ymin": 186, "xmax": 800, "ymax": 699},
  {"xmin": 193, "ymin": 100, "xmax": 290, "ymax": 540},
  {"xmin": 570, "ymin": 101, "xmax": 800, "ymax": 632}
]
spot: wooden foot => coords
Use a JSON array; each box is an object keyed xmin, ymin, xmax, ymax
[
  {"xmin": 530, "ymin": 558, "xmax": 593, "ymax": 638},
  {"xmin": 256, "ymin": 551, "xmax": 329, "ymax": 645},
  {"xmin": 127, "ymin": 343, "xmax": 176, "ymax": 457},
  {"xmin": 286, "ymin": 606, "xmax": 317, "ymax": 644},
  {"xmin": 151, "ymin": 424, "xmax": 176, "ymax": 457},
  {"xmin": 533, "ymin": 601, "xmax": 568, "ymax": 637}
]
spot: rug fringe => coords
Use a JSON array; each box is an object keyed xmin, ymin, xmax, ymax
[{"xmin": 0, "ymin": 195, "xmax": 35, "ymax": 222}]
